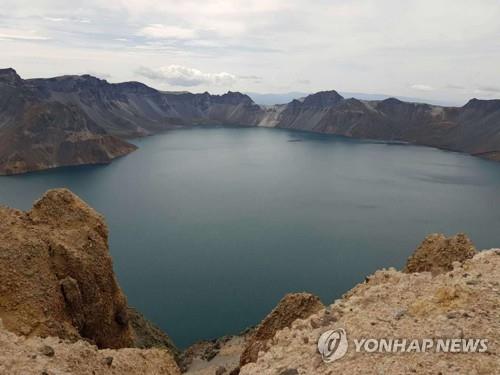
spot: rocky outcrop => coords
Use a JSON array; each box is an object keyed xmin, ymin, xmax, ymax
[
  {"xmin": 240, "ymin": 293, "xmax": 324, "ymax": 367},
  {"xmin": 239, "ymin": 247, "xmax": 500, "ymax": 374},
  {"xmin": 0, "ymin": 188, "xmax": 182, "ymax": 373},
  {"xmin": 404, "ymin": 233, "xmax": 477, "ymax": 275},
  {"xmin": 0, "ymin": 319, "xmax": 180, "ymax": 375},
  {"xmin": 0, "ymin": 188, "xmax": 133, "ymax": 348}
]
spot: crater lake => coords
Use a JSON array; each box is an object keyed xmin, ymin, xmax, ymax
[{"xmin": 1, "ymin": 127, "xmax": 500, "ymax": 348}]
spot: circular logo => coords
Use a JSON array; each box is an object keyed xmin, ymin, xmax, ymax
[{"xmin": 317, "ymin": 328, "xmax": 348, "ymax": 363}]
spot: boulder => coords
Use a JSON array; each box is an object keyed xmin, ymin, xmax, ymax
[{"xmin": 404, "ymin": 233, "xmax": 477, "ymax": 275}]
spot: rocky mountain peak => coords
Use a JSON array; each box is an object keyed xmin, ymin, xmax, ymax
[
  {"xmin": 115, "ymin": 81, "xmax": 159, "ymax": 95},
  {"xmin": 218, "ymin": 91, "xmax": 254, "ymax": 105},
  {"xmin": 0, "ymin": 68, "xmax": 22, "ymax": 85},
  {"xmin": 25, "ymin": 74, "xmax": 107, "ymax": 93},
  {"xmin": 381, "ymin": 97, "xmax": 403, "ymax": 105},
  {"xmin": 463, "ymin": 98, "xmax": 500, "ymax": 113},
  {"xmin": 302, "ymin": 90, "xmax": 344, "ymax": 107}
]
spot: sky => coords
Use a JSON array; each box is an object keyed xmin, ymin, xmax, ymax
[{"xmin": 1, "ymin": 0, "xmax": 500, "ymax": 104}]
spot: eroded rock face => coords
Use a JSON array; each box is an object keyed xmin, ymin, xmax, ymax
[
  {"xmin": 0, "ymin": 188, "xmax": 133, "ymax": 348},
  {"xmin": 403, "ymin": 233, "xmax": 477, "ymax": 275},
  {"xmin": 240, "ymin": 293, "xmax": 324, "ymax": 367},
  {"xmin": 0, "ymin": 70, "xmax": 138, "ymax": 175}
]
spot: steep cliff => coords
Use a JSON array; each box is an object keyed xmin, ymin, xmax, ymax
[
  {"xmin": 0, "ymin": 69, "xmax": 137, "ymax": 175},
  {"xmin": 273, "ymin": 92, "xmax": 500, "ymax": 161},
  {"xmin": 0, "ymin": 189, "xmax": 134, "ymax": 348},
  {"xmin": 26, "ymin": 75, "xmax": 263, "ymax": 136}
]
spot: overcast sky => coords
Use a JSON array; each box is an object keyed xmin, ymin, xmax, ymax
[{"xmin": 1, "ymin": 0, "xmax": 499, "ymax": 104}]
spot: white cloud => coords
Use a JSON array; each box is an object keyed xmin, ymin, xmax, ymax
[
  {"xmin": 43, "ymin": 17, "xmax": 66, "ymax": 22},
  {"xmin": 0, "ymin": 31, "xmax": 51, "ymax": 41},
  {"xmin": 410, "ymin": 84, "xmax": 435, "ymax": 91},
  {"xmin": 138, "ymin": 24, "xmax": 197, "ymax": 40},
  {"xmin": 136, "ymin": 65, "xmax": 237, "ymax": 87}
]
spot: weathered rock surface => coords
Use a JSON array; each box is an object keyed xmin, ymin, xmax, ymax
[
  {"xmin": 240, "ymin": 249, "xmax": 500, "ymax": 375},
  {"xmin": 240, "ymin": 293, "xmax": 324, "ymax": 367},
  {"xmin": 182, "ymin": 333, "xmax": 253, "ymax": 375},
  {"xmin": 0, "ymin": 319, "xmax": 180, "ymax": 375},
  {"xmin": 0, "ymin": 188, "xmax": 133, "ymax": 348},
  {"xmin": 274, "ymin": 93, "xmax": 500, "ymax": 162},
  {"xmin": 0, "ymin": 69, "xmax": 137, "ymax": 175},
  {"xmin": 404, "ymin": 233, "xmax": 477, "ymax": 275},
  {"xmin": 0, "ymin": 188, "xmax": 183, "ymax": 373}
]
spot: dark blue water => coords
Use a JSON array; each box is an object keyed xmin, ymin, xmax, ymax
[{"xmin": 1, "ymin": 127, "xmax": 500, "ymax": 348}]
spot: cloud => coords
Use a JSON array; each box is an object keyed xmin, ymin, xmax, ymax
[
  {"xmin": 138, "ymin": 24, "xmax": 197, "ymax": 40},
  {"xmin": 1, "ymin": 0, "xmax": 500, "ymax": 99},
  {"xmin": 0, "ymin": 32, "xmax": 51, "ymax": 41},
  {"xmin": 239, "ymin": 74, "xmax": 262, "ymax": 81},
  {"xmin": 446, "ymin": 84, "xmax": 466, "ymax": 90},
  {"xmin": 136, "ymin": 65, "xmax": 237, "ymax": 87},
  {"xmin": 410, "ymin": 84, "xmax": 434, "ymax": 91},
  {"xmin": 43, "ymin": 17, "xmax": 66, "ymax": 22},
  {"xmin": 476, "ymin": 86, "xmax": 500, "ymax": 93}
]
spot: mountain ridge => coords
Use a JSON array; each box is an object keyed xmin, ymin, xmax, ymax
[{"xmin": 1, "ymin": 68, "xmax": 500, "ymax": 175}]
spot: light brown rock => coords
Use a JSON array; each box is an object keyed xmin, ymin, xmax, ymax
[
  {"xmin": 0, "ymin": 319, "xmax": 180, "ymax": 375},
  {"xmin": 240, "ymin": 293, "xmax": 324, "ymax": 367},
  {"xmin": 183, "ymin": 333, "xmax": 252, "ymax": 375},
  {"xmin": 240, "ymin": 249, "xmax": 500, "ymax": 375},
  {"xmin": 404, "ymin": 233, "xmax": 477, "ymax": 275},
  {"xmin": 0, "ymin": 188, "xmax": 133, "ymax": 348}
]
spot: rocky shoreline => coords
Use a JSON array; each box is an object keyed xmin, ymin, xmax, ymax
[{"xmin": 0, "ymin": 189, "xmax": 498, "ymax": 374}]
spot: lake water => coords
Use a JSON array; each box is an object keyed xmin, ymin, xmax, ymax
[{"xmin": 1, "ymin": 127, "xmax": 500, "ymax": 348}]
